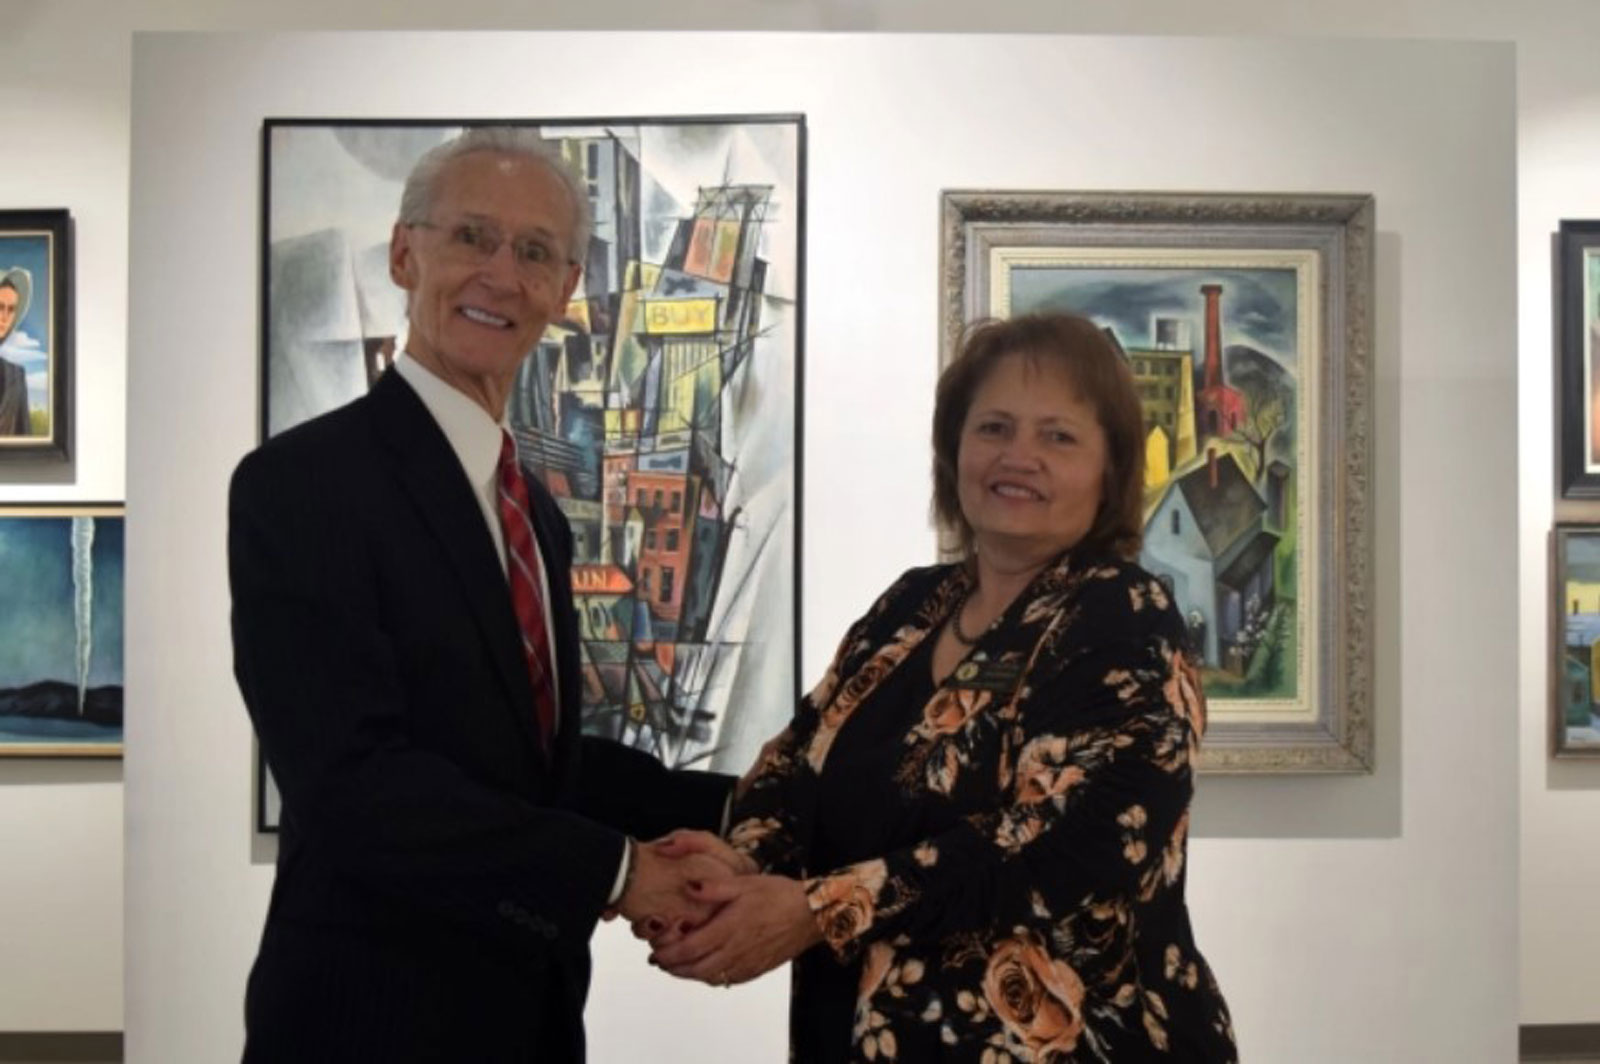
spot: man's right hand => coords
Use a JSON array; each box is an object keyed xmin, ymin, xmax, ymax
[
  {"xmin": 614, "ymin": 843, "xmax": 735, "ymax": 937},
  {"xmin": 648, "ymin": 830, "xmax": 757, "ymax": 876}
]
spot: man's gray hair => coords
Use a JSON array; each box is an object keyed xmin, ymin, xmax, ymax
[{"xmin": 398, "ymin": 126, "xmax": 593, "ymax": 265}]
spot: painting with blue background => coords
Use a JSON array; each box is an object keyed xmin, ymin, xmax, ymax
[{"xmin": 0, "ymin": 514, "xmax": 124, "ymax": 747}]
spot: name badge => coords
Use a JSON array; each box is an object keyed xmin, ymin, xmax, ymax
[{"xmin": 949, "ymin": 658, "xmax": 1024, "ymax": 694}]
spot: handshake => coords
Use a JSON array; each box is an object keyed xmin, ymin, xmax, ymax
[{"xmin": 610, "ymin": 830, "xmax": 823, "ymax": 988}]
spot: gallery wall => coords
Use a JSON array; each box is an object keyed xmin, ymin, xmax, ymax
[
  {"xmin": 0, "ymin": 4, "xmax": 133, "ymax": 1035},
  {"xmin": 4, "ymin": 0, "xmax": 1599, "ymax": 1053},
  {"xmin": 124, "ymin": 30, "xmax": 1516, "ymax": 1063}
]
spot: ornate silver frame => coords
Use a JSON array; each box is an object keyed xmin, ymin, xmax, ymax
[{"xmin": 940, "ymin": 190, "xmax": 1374, "ymax": 774}]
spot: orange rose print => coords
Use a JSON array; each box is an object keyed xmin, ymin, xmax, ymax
[
  {"xmin": 809, "ymin": 860, "xmax": 887, "ymax": 950},
  {"xmin": 1014, "ymin": 735, "xmax": 1085, "ymax": 806},
  {"xmin": 981, "ymin": 930, "xmax": 1087, "ymax": 1060},
  {"xmin": 808, "ymin": 633, "xmax": 917, "ymax": 772},
  {"xmin": 1163, "ymin": 650, "xmax": 1207, "ymax": 737},
  {"xmin": 919, "ymin": 687, "xmax": 990, "ymax": 738},
  {"xmin": 727, "ymin": 816, "xmax": 783, "ymax": 856}
]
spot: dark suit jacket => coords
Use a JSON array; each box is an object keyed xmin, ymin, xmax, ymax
[
  {"xmin": 0, "ymin": 355, "xmax": 28, "ymax": 435},
  {"xmin": 229, "ymin": 370, "xmax": 730, "ymax": 1063}
]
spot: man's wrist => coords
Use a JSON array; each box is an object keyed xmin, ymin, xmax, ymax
[{"xmin": 607, "ymin": 836, "xmax": 638, "ymax": 907}]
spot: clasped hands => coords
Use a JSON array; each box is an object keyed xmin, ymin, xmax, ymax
[{"xmin": 612, "ymin": 831, "xmax": 822, "ymax": 988}]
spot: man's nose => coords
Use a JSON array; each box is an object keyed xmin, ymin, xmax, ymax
[{"xmin": 477, "ymin": 240, "xmax": 522, "ymax": 285}]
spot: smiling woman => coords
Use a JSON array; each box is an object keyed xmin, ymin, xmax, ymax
[
  {"xmin": 936, "ymin": 314, "xmax": 1146, "ymax": 565},
  {"xmin": 645, "ymin": 312, "xmax": 1235, "ymax": 1062}
]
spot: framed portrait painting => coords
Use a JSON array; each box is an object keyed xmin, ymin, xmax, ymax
[
  {"xmin": 0, "ymin": 504, "xmax": 123, "ymax": 756},
  {"xmin": 255, "ymin": 116, "xmax": 804, "ymax": 830},
  {"xmin": 1552, "ymin": 526, "xmax": 1600, "ymax": 757},
  {"xmin": 1558, "ymin": 221, "xmax": 1600, "ymax": 498},
  {"xmin": 0, "ymin": 210, "xmax": 71, "ymax": 462},
  {"xmin": 941, "ymin": 190, "xmax": 1374, "ymax": 774}
]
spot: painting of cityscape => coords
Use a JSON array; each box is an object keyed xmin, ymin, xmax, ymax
[
  {"xmin": 1005, "ymin": 261, "xmax": 1307, "ymax": 704},
  {"xmin": 258, "ymin": 117, "xmax": 802, "ymax": 825},
  {"xmin": 0, "ymin": 505, "xmax": 124, "ymax": 756},
  {"xmin": 942, "ymin": 191, "xmax": 1374, "ymax": 773},
  {"xmin": 1554, "ymin": 527, "xmax": 1600, "ymax": 756}
]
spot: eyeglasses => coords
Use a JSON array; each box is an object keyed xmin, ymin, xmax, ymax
[{"xmin": 409, "ymin": 219, "xmax": 574, "ymax": 278}]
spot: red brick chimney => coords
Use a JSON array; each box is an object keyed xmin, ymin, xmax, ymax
[{"xmin": 1201, "ymin": 284, "xmax": 1223, "ymax": 391}]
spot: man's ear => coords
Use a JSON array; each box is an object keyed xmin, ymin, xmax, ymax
[{"xmin": 389, "ymin": 222, "xmax": 415, "ymax": 289}]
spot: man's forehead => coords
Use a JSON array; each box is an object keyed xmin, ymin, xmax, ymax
[{"xmin": 433, "ymin": 151, "xmax": 568, "ymax": 211}]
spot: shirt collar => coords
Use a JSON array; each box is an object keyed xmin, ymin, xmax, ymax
[{"xmin": 393, "ymin": 352, "xmax": 505, "ymax": 490}]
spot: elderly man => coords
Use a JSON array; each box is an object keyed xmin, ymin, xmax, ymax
[
  {"xmin": 0, "ymin": 268, "xmax": 32, "ymax": 435},
  {"xmin": 229, "ymin": 128, "xmax": 734, "ymax": 1062}
]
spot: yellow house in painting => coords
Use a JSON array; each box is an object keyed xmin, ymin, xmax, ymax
[{"xmin": 1566, "ymin": 580, "xmax": 1600, "ymax": 615}]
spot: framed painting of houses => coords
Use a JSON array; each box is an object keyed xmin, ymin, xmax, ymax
[
  {"xmin": 1558, "ymin": 221, "xmax": 1600, "ymax": 498},
  {"xmin": 1552, "ymin": 526, "xmax": 1600, "ymax": 756},
  {"xmin": 0, "ymin": 209, "xmax": 72, "ymax": 462},
  {"xmin": 940, "ymin": 190, "xmax": 1374, "ymax": 774},
  {"xmin": 255, "ymin": 116, "xmax": 804, "ymax": 830},
  {"xmin": 0, "ymin": 504, "xmax": 123, "ymax": 756}
]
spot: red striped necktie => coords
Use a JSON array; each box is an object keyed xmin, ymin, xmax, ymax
[{"xmin": 496, "ymin": 430, "xmax": 557, "ymax": 748}]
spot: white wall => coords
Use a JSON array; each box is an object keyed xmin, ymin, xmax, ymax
[
  {"xmin": 0, "ymin": 2, "xmax": 134, "ymax": 1035},
  {"xmin": 7, "ymin": 0, "xmax": 1599, "ymax": 1050},
  {"xmin": 126, "ymin": 31, "xmax": 1516, "ymax": 1063},
  {"xmin": 1514, "ymin": 10, "xmax": 1600, "ymax": 1026}
]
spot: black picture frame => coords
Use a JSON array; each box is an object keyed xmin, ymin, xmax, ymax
[
  {"xmin": 1559, "ymin": 221, "xmax": 1600, "ymax": 498},
  {"xmin": 0, "ymin": 503, "xmax": 123, "ymax": 756},
  {"xmin": 0, "ymin": 209, "xmax": 71, "ymax": 462},
  {"xmin": 254, "ymin": 116, "xmax": 806, "ymax": 832},
  {"xmin": 1552, "ymin": 525, "xmax": 1600, "ymax": 757}
]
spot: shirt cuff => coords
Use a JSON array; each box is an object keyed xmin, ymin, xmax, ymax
[{"xmin": 606, "ymin": 837, "xmax": 633, "ymax": 906}]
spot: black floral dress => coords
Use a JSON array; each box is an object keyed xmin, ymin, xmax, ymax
[{"xmin": 728, "ymin": 553, "xmax": 1237, "ymax": 1062}]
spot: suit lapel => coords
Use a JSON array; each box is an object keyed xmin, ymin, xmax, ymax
[{"xmin": 367, "ymin": 371, "xmax": 546, "ymax": 762}]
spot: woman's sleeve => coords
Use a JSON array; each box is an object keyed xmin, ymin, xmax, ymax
[
  {"xmin": 722, "ymin": 619, "xmax": 863, "ymax": 875},
  {"xmin": 802, "ymin": 570, "xmax": 1204, "ymax": 960},
  {"xmin": 724, "ymin": 568, "xmax": 935, "ymax": 875}
]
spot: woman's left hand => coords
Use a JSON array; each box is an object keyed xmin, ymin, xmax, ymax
[{"xmin": 648, "ymin": 874, "xmax": 823, "ymax": 987}]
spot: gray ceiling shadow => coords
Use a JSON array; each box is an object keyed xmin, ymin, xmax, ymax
[
  {"xmin": 1193, "ymin": 231, "xmax": 1402, "ymax": 839},
  {"xmin": 0, "ymin": 758, "xmax": 122, "ymax": 785}
]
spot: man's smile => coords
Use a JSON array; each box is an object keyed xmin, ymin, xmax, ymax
[{"xmin": 459, "ymin": 305, "xmax": 512, "ymax": 329}]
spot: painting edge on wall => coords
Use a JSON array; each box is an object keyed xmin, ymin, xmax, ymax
[
  {"xmin": 1552, "ymin": 525, "xmax": 1600, "ymax": 757},
  {"xmin": 0, "ymin": 502, "xmax": 124, "ymax": 758},
  {"xmin": 1558, "ymin": 220, "xmax": 1600, "ymax": 499},
  {"xmin": 0, "ymin": 209, "xmax": 72, "ymax": 464}
]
